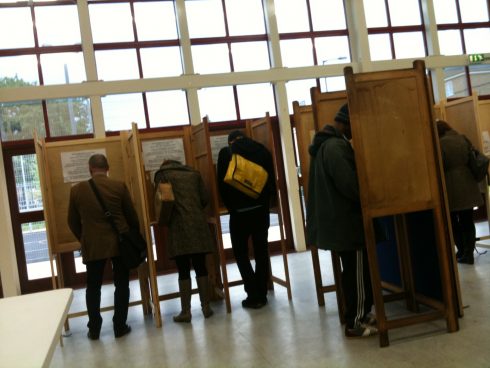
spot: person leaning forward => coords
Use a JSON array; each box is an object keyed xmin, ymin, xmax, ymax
[
  {"xmin": 67, "ymin": 154, "xmax": 140, "ymax": 340},
  {"xmin": 306, "ymin": 104, "xmax": 377, "ymax": 338},
  {"xmin": 217, "ymin": 130, "xmax": 276, "ymax": 309}
]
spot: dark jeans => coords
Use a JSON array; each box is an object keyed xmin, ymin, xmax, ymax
[
  {"xmin": 229, "ymin": 206, "xmax": 270, "ymax": 302},
  {"xmin": 85, "ymin": 256, "xmax": 130, "ymax": 333},
  {"xmin": 174, "ymin": 253, "xmax": 208, "ymax": 280},
  {"xmin": 338, "ymin": 248, "xmax": 373, "ymax": 329},
  {"xmin": 450, "ymin": 209, "xmax": 476, "ymax": 257}
]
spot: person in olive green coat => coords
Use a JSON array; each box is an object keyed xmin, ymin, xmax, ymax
[
  {"xmin": 306, "ymin": 104, "xmax": 376, "ymax": 338},
  {"xmin": 437, "ymin": 120, "xmax": 484, "ymax": 264},
  {"xmin": 68, "ymin": 154, "xmax": 140, "ymax": 340},
  {"xmin": 154, "ymin": 160, "xmax": 215, "ymax": 322}
]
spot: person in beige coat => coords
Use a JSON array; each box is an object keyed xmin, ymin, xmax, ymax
[
  {"xmin": 68, "ymin": 154, "xmax": 140, "ymax": 339},
  {"xmin": 154, "ymin": 160, "xmax": 215, "ymax": 323}
]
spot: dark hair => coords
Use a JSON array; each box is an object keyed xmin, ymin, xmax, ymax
[
  {"xmin": 228, "ymin": 130, "xmax": 245, "ymax": 144},
  {"xmin": 88, "ymin": 154, "xmax": 109, "ymax": 170},
  {"xmin": 436, "ymin": 120, "xmax": 452, "ymax": 138}
]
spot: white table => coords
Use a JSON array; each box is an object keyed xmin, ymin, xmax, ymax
[{"xmin": 0, "ymin": 288, "xmax": 73, "ymax": 368}]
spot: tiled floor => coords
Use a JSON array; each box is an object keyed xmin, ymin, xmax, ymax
[{"xmin": 50, "ymin": 242, "xmax": 490, "ymax": 368}]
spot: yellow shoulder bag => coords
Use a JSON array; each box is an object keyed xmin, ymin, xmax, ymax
[{"xmin": 224, "ymin": 154, "xmax": 268, "ymax": 199}]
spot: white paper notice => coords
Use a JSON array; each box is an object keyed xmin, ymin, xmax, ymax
[
  {"xmin": 210, "ymin": 135, "xmax": 229, "ymax": 164},
  {"xmin": 482, "ymin": 131, "xmax": 490, "ymax": 156},
  {"xmin": 142, "ymin": 138, "xmax": 185, "ymax": 172},
  {"xmin": 61, "ymin": 149, "xmax": 106, "ymax": 183}
]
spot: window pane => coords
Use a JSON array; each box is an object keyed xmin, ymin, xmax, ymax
[
  {"xmin": 134, "ymin": 1, "xmax": 178, "ymax": 41},
  {"xmin": 363, "ymin": 0, "xmax": 388, "ymax": 28},
  {"xmin": 22, "ymin": 221, "xmax": 54, "ymax": 280},
  {"xmin": 444, "ymin": 67, "xmax": 469, "ymax": 98},
  {"xmin": 40, "ymin": 53, "xmax": 86, "ymax": 85},
  {"xmin": 310, "ymin": 0, "xmax": 346, "ymax": 31},
  {"xmin": 0, "ymin": 8, "xmax": 34, "ymax": 49},
  {"xmin": 198, "ymin": 86, "xmax": 236, "ymax": 122},
  {"xmin": 237, "ymin": 83, "xmax": 276, "ymax": 119},
  {"xmin": 459, "ymin": 0, "xmax": 489, "ymax": 23},
  {"xmin": 368, "ymin": 34, "xmax": 392, "ymax": 61},
  {"xmin": 286, "ymin": 79, "xmax": 316, "ymax": 114},
  {"xmin": 280, "ymin": 39, "xmax": 314, "ymax": 68},
  {"xmin": 469, "ymin": 65, "xmax": 490, "ymax": 96},
  {"xmin": 315, "ymin": 36, "xmax": 351, "ymax": 66},
  {"xmin": 225, "ymin": 0, "xmax": 265, "ymax": 36},
  {"xmin": 0, "ymin": 101, "xmax": 45, "ymax": 141},
  {"xmin": 89, "ymin": 3, "xmax": 134, "ymax": 43},
  {"xmin": 186, "ymin": 0, "xmax": 226, "ymax": 38},
  {"xmin": 464, "ymin": 29, "xmax": 490, "ymax": 54},
  {"xmin": 393, "ymin": 32, "xmax": 426, "ymax": 59},
  {"xmin": 35, "ymin": 5, "xmax": 81, "ymax": 46},
  {"xmin": 192, "ymin": 44, "xmax": 230, "ymax": 74},
  {"xmin": 13, "ymin": 155, "xmax": 43, "ymax": 213},
  {"xmin": 231, "ymin": 42, "xmax": 270, "ymax": 72},
  {"xmin": 438, "ymin": 30, "xmax": 463, "ymax": 55},
  {"xmin": 433, "ymin": 0, "xmax": 458, "ymax": 23},
  {"xmin": 388, "ymin": 0, "xmax": 421, "ymax": 26},
  {"xmin": 147, "ymin": 90, "xmax": 189, "ymax": 128},
  {"xmin": 95, "ymin": 50, "xmax": 140, "ymax": 81},
  {"xmin": 46, "ymin": 98, "xmax": 93, "ymax": 137},
  {"xmin": 321, "ymin": 76, "xmax": 346, "ymax": 93},
  {"xmin": 0, "ymin": 55, "xmax": 39, "ymax": 85},
  {"xmin": 140, "ymin": 47, "xmax": 182, "ymax": 78},
  {"xmin": 102, "ymin": 94, "xmax": 146, "ymax": 132},
  {"xmin": 275, "ymin": 0, "xmax": 309, "ymax": 33}
]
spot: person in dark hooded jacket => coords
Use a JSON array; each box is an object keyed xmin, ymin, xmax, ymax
[
  {"xmin": 306, "ymin": 103, "xmax": 377, "ymax": 338},
  {"xmin": 217, "ymin": 130, "xmax": 275, "ymax": 309}
]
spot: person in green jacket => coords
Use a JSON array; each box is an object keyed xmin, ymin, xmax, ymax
[{"xmin": 306, "ymin": 103, "xmax": 377, "ymax": 338}]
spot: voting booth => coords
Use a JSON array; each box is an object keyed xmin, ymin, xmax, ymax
[
  {"xmin": 34, "ymin": 130, "xmax": 158, "ymax": 326},
  {"xmin": 345, "ymin": 60, "xmax": 460, "ymax": 346}
]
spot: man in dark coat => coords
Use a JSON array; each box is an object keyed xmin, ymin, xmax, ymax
[
  {"xmin": 217, "ymin": 130, "xmax": 275, "ymax": 309},
  {"xmin": 68, "ymin": 154, "xmax": 140, "ymax": 340},
  {"xmin": 306, "ymin": 104, "xmax": 377, "ymax": 338}
]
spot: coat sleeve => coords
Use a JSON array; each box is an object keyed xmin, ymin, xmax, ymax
[
  {"xmin": 324, "ymin": 140, "xmax": 360, "ymax": 204},
  {"xmin": 217, "ymin": 147, "xmax": 233, "ymax": 210},
  {"xmin": 67, "ymin": 187, "xmax": 82, "ymax": 240}
]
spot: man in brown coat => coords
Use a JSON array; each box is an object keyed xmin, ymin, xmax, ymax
[{"xmin": 68, "ymin": 154, "xmax": 140, "ymax": 340}]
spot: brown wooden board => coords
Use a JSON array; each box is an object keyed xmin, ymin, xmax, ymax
[
  {"xmin": 39, "ymin": 137, "xmax": 124, "ymax": 254},
  {"xmin": 345, "ymin": 60, "xmax": 459, "ymax": 347},
  {"xmin": 443, "ymin": 95, "xmax": 482, "ymax": 151}
]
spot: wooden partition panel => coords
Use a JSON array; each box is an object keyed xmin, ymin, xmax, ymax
[
  {"xmin": 345, "ymin": 60, "xmax": 459, "ymax": 347},
  {"xmin": 443, "ymin": 95, "xmax": 482, "ymax": 151},
  {"xmin": 191, "ymin": 119, "xmax": 230, "ymax": 312},
  {"xmin": 35, "ymin": 134, "xmax": 154, "ymax": 325},
  {"xmin": 247, "ymin": 113, "xmax": 292, "ymax": 300},
  {"xmin": 292, "ymin": 102, "xmax": 315, "ymax": 200}
]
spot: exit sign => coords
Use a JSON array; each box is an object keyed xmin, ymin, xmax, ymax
[{"xmin": 469, "ymin": 54, "xmax": 485, "ymax": 63}]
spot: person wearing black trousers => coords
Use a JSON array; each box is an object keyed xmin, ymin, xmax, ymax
[{"xmin": 217, "ymin": 130, "xmax": 275, "ymax": 309}]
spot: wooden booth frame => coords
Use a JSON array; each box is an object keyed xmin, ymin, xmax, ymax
[
  {"xmin": 345, "ymin": 60, "xmax": 460, "ymax": 347},
  {"xmin": 34, "ymin": 131, "xmax": 157, "ymax": 329}
]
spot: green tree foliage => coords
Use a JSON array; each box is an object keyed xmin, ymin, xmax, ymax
[{"xmin": 0, "ymin": 76, "xmax": 93, "ymax": 141}]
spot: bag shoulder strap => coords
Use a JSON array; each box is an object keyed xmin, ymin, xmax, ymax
[{"xmin": 88, "ymin": 179, "xmax": 120, "ymax": 235}]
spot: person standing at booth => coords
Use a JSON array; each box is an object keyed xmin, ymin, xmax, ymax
[
  {"xmin": 67, "ymin": 154, "xmax": 139, "ymax": 340},
  {"xmin": 217, "ymin": 130, "xmax": 275, "ymax": 309},
  {"xmin": 306, "ymin": 104, "xmax": 377, "ymax": 338},
  {"xmin": 437, "ymin": 120, "xmax": 484, "ymax": 265},
  {"xmin": 154, "ymin": 160, "xmax": 215, "ymax": 322}
]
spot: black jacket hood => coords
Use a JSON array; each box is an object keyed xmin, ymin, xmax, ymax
[{"xmin": 309, "ymin": 125, "xmax": 340, "ymax": 157}]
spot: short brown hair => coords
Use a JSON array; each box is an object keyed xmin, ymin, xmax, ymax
[
  {"xmin": 436, "ymin": 120, "xmax": 452, "ymax": 138},
  {"xmin": 88, "ymin": 154, "xmax": 109, "ymax": 170}
]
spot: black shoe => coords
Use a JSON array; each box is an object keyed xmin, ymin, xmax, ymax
[
  {"xmin": 114, "ymin": 325, "xmax": 131, "ymax": 338},
  {"xmin": 87, "ymin": 330, "xmax": 100, "ymax": 340},
  {"xmin": 458, "ymin": 256, "xmax": 474, "ymax": 265},
  {"xmin": 242, "ymin": 298, "xmax": 266, "ymax": 309}
]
